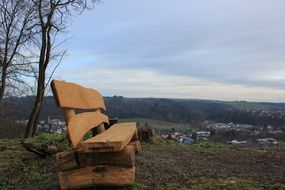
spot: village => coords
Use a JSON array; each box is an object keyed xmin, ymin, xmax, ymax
[
  {"xmin": 16, "ymin": 117, "xmax": 66, "ymax": 134},
  {"xmin": 159, "ymin": 121, "xmax": 283, "ymax": 147}
]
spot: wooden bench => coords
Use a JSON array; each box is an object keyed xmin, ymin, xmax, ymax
[{"xmin": 51, "ymin": 80, "xmax": 141, "ymax": 190}]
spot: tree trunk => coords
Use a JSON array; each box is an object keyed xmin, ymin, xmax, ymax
[
  {"xmin": 24, "ymin": 67, "xmax": 45, "ymax": 138},
  {"xmin": 0, "ymin": 81, "xmax": 5, "ymax": 106},
  {"xmin": 0, "ymin": 82, "xmax": 5, "ymax": 117},
  {"xmin": 24, "ymin": 20, "xmax": 48, "ymax": 138},
  {"xmin": 0, "ymin": 66, "xmax": 7, "ymax": 109}
]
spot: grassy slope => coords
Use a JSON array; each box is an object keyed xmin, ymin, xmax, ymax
[{"xmin": 0, "ymin": 133, "xmax": 71, "ymax": 190}]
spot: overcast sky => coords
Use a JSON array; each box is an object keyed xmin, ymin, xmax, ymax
[{"xmin": 54, "ymin": 0, "xmax": 285, "ymax": 102}]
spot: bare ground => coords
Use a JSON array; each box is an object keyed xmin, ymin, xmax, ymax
[
  {"xmin": 136, "ymin": 145, "xmax": 285, "ymax": 189},
  {"xmin": 0, "ymin": 139, "xmax": 285, "ymax": 190}
]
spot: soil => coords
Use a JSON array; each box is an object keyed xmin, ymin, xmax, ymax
[
  {"xmin": 135, "ymin": 145, "xmax": 285, "ymax": 189},
  {"xmin": 0, "ymin": 139, "xmax": 284, "ymax": 190}
]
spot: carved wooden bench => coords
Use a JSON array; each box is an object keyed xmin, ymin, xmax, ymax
[{"xmin": 51, "ymin": 80, "xmax": 141, "ymax": 190}]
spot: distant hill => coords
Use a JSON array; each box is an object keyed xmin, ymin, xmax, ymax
[{"xmin": 2, "ymin": 96, "xmax": 285, "ymax": 128}]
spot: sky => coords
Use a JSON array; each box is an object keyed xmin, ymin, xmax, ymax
[{"xmin": 53, "ymin": 0, "xmax": 285, "ymax": 102}]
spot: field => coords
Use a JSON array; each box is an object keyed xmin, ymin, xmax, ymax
[
  {"xmin": 0, "ymin": 134, "xmax": 285, "ymax": 190},
  {"xmin": 223, "ymin": 101, "xmax": 285, "ymax": 112},
  {"xmin": 137, "ymin": 141, "xmax": 285, "ymax": 189},
  {"xmin": 119, "ymin": 118, "xmax": 192, "ymax": 131}
]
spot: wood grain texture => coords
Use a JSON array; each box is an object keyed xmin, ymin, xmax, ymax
[
  {"xmin": 128, "ymin": 141, "xmax": 141, "ymax": 154},
  {"xmin": 56, "ymin": 145, "xmax": 135, "ymax": 171},
  {"xmin": 51, "ymin": 80, "xmax": 106, "ymax": 110},
  {"xmin": 80, "ymin": 122, "xmax": 137, "ymax": 152},
  {"xmin": 62, "ymin": 108, "xmax": 75, "ymax": 124},
  {"xmin": 68, "ymin": 111, "xmax": 109, "ymax": 148},
  {"xmin": 58, "ymin": 166, "xmax": 135, "ymax": 190},
  {"xmin": 56, "ymin": 150, "xmax": 78, "ymax": 171}
]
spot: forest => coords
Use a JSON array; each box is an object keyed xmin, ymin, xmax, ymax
[{"xmin": 2, "ymin": 95, "xmax": 285, "ymax": 129}]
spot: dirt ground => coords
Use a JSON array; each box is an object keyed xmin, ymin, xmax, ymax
[
  {"xmin": 135, "ymin": 145, "xmax": 285, "ymax": 189},
  {"xmin": 0, "ymin": 139, "xmax": 285, "ymax": 190}
]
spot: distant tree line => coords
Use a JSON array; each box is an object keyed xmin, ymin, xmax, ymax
[
  {"xmin": 2, "ymin": 96, "xmax": 285, "ymax": 132},
  {"xmin": 207, "ymin": 108, "xmax": 285, "ymax": 128}
]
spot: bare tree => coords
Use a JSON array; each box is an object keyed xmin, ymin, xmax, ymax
[
  {"xmin": 0, "ymin": 0, "xmax": 36, "ymax": 106},
  {"xmin": 25, "ymin": 0, "xmax": 98, "ymax": 138}
]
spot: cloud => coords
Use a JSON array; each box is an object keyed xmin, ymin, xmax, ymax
[
  {"xmin": 54, "ymin": 67, "xmax": 285, "ymax": 102},
  {"xmin": 55, "ymin": 0, "xmax": 285, "ymax": 101}
]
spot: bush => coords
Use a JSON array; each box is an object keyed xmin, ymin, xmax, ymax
[{"xmin": 34, "ymin": 132, "xmax": 66, "ymax": 142}]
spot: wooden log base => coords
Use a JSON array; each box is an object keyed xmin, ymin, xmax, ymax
[
  {"xmin": 128, "ymin": 141, "xmax": 141, "ymax": 154},
  {"xmin": 56, "ymin": 145, "xmax": 135, "ymax": 171},
  {"xmin": 58, "ymin": 166, "xmax": 135, "ymax": 190}
]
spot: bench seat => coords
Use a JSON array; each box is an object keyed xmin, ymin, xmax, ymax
[{"xmin": 80, "ymin": 122, "xmax": 137, "ymax": 152}]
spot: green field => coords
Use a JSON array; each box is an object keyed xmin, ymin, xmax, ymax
[
  {"xmin": 118, "ymin": 118, "xmax": 193, "ymax": 132},
  {"xmin": 224, "ymin": 101, "xmax": 268, "ymax": 110}
]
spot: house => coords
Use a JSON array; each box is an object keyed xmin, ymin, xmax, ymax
[
  {"xmin": 227, "ymin": 140, "xmax": 247, "ymax": 145},
  {"xmin": 196, "ymin": 131, "xmax": 210, "ymax": 140},
  {"xmin": 182, "ymin": 137, "xmax": 192, "ymax": 144},
  {"xmin": 256, "ymin": 138, "xmax": 278, "ymax": 145}
]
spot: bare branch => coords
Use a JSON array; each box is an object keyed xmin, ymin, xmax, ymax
[
  {"xmin": 0, "ymin": 0, "xmax": 36, "ymax": 103},
  {"xmin": 44, "ymin": 49, "xmax": 66, "ymax": 90}
]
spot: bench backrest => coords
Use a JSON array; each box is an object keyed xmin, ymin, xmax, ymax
[{"xmin": 51, "ymin": 80, "xmax": 109, "ymax": 148}]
